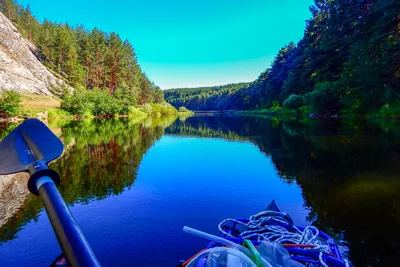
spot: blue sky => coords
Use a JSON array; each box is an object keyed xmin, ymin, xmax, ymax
[{"xmin": 18, "ymin": 0, "xmax": 314, "ymax": 89}]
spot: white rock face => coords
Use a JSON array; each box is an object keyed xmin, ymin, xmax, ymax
[
  {"xmin": 0, "ymin": 12, "xmax": 66, "ymax": 95},
  {"xmin": 0, "ymin": 172, "xmax": 30, "ymax": 228}
]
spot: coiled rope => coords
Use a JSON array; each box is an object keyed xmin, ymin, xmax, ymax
[{"xmin": 218, "ymin": 211, "xmax": 349, "ymax": 267}]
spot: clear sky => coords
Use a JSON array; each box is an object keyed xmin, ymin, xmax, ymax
[{"xmin": 18, "ymin": 0, "xmax": 314, "ymax": 89}]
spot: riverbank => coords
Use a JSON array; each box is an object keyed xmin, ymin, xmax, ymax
[
  {"xmin": 0, "ymin": 92, "xmax": 194, "ymax": 122},
  {"xmin": 193, "ymin": 108, "xmax": 400, "ymax": 120}
]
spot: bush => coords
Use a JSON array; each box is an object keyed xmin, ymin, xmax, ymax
[
  {"xmin": 298, "ymin": 105, "xmax": 312, "ymax": 115},
  {"xmin": 61, "ymin": 89, "xmax": 90, "ymax": 115},
  {"xmin": 48, "ymin": 109, "xmax": 73, "ymax": 119},
  {"xmin": 0, "ymin": 90, "xmax": 22, "ymax": 117},
  {"xmin": 283, "ymin": 94, "xmax": 304, "ymax": 109},
  {"xmin": 142, "ymin": 102, "xmax": 178, "ymax": 116},
  {"xmin": 306, "ymin": 82, "xmax": 343, "ymax": 114},
  {"xmin": 61, "ymin": 88, "xmax": 136, "ymax": 117},
  {"xmin": 139, "ymin": 103, "xmax": 153, "ymax": 115},
  {"xmin": 270, "ymin": 100, "xmax": 280, "ymax": 110},
  {"xmin": 88, "ymin": 90, "xmax": 121, "ymax": 116},
  {"xmin": 61, "ymin": 89, "xmax": 176, "ymax": 117},
  {"xmin": 128, "ymin": 107, "xmax": 147, "ymax": 118},
  {"xmin": 379, "ymin": 102, "xmax": 400, "ymax": 118},
  {"xmin": 159, "ymin": 102, "xmax": 178, "ymax": 115},
  {"xmin": 178, "ymin": 106, "xmax": 192, "ymax": 113}
]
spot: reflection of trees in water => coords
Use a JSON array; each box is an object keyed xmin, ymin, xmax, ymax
[
  {"xmin": 0, "ymin": 117, "xmax": 176, "ymax": 244},
  {"xmin": 1, "ymin": 116, "xmax": 400, "ymax": 265},
  {"xmin": 166, "ymin": 116, "xmax": 400, "ymax": 266}
]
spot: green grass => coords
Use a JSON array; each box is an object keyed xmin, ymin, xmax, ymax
[
  {"xmin": 48, "ymin": 109, "xmax": 73, "ymax": 120},
  {"xmin": 21, "ymin": 93, "xmax": 62, "ymax": 118}
]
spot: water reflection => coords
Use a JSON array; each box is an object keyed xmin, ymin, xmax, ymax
[
  {"xmin": 0, "ymin": 117, "xmax": 176, "ymax": 245},
  {"xmin": 0, "ymin": 115, "xmax": 399, "ymax": 266},
  {"xmin": 167, "ymin": 115, "xmax": 400, "ymax": 266}
]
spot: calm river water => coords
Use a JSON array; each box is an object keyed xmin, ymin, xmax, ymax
[{"xmin": 0, "ymin": 115, "xmax": 399, "ymax": 266}]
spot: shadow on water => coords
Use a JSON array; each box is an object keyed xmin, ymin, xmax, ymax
[{"xmin": 0, "ymin": 115, "xmax": 400, "ymax": 266}]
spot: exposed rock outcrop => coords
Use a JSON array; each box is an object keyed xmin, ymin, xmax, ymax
[
  {"xmin": 0, "ymin": 12, "xmax": 67, "ymax": 95},
  {"xmin": 0, "ymin": 172, "xmax": 29, "ymax": 227}
]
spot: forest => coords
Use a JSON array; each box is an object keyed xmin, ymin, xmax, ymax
[
  {"xmin": 164, "ymin": 83, "xmax": 249, "ymax": 111},
  {"xmin": 0, "ymin": 0, "xmax": 165, "ymax": 116},
  {"xmin": 165, "ymin": 0, "xmax": 400, "ymax": 116}
]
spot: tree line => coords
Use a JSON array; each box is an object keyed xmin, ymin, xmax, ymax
[
  {"xmin": 0, "ymin": 0, "xmax": 164, "ymax": 106},
  {"xmin": 164, "ymin": 83, "xmax": 250, "ymax": 110},
  {"xmin": 165, "ymin": 0, "xmax": 400, "ymax": 116}
]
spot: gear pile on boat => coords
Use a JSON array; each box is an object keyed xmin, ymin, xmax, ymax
[{"xmin": 181, "ymin": 201, "xmax": 349, "ymax": 267}]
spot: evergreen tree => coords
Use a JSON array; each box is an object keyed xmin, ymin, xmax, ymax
[
  {"xmin": 138, "ymin": 74, "xmax": 153, "ymax": 104},
  {"xmin": 152, "ymin": 86, "xmax": 164, "ymax": 103},
  {"xmin": 106, "ymin": 33, "xmax": 124, "ymax": 94}
]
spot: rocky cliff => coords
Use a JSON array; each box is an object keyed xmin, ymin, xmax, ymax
[
  {"xmin": 0, "ymin": 172, "xmax": 29, "ymax": 227},
  {"xmin": 0, "ymin": 12, "xmax": 66, "ymax": 95}
]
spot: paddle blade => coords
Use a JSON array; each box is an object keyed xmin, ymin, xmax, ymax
[{"xmin": 0, "ymin": 119, "xmax": 64, "ymax": 175}]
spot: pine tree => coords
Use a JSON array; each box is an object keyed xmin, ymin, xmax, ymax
[
  {"xmin": 106, "ymin": 33, "xmax": 124, "ymax": 94},
  {"xmin": 138, "ymin": 74, "xmax": 153, "ymax": 104},
  {"xmin": 152, "ymin": 86, "xmax": 164, "ymax": 103}
]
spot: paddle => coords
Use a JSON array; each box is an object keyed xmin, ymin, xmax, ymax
[{"xmin": 0, "ymin": 119, "xmax": 101, "ymax": 267}]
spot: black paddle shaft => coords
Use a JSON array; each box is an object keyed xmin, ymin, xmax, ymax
[
  {"xmin": 37, "ymin": 176, "xmax": 101, "ymax": 267},
  {"xmin": 0, "ymin": 119, "xmax": 101, "ymax": 266}
]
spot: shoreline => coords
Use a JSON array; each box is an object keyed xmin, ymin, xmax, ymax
[
  {"xmin": 0, "ymin": 111, "xmax": 194, "ymax": 124},
  {"xmin": 192, "ymin": 110, "xmax": 400, "ymax": 120}
]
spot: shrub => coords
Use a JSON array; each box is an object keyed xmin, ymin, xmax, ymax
[
  {"xmin": 61, "ymin": 89, "xmax": 134, "ymax": 117},
  {"xmin": 158, "ymin": 102, "xmax": 178, "ymax": 115},
  {"xmin": 128, "ymin": 107, "xmax": 147, "ymax": 118},
  {"xmin": 140, "ymin": 102, "xmax": 178, "ymax": 116},
  {"xmin": 270, "ymin": 100, "xmax": 280, "ymax": 110},
  {"xmin": 298, "ymin": 105, "xmax": 312, "ymax": 115},
  {"xmin": 61, "ymin": 89, "xmax": 90, "ymax": 115},
  {"xmin": 283, "ymin": 94, "xmax": 304, "ymax": 109},
  {"xmin": 88, "ymin": 90, "xmax": 121, "ymax": 116},
  {"xmin": 178, "ymin": 106, "xmax": 191, "ymax": 113},
  {"xmin": 379, "ymin": 102, "xmax": 400, "ymax": 118},
  {"xmin": 306, "ymin": 82, "xmax": 343, "ymax": 114},
  {"xmin": 48, "ymin": 109, "xmax": 72, "ymax": 119},
  {"xmin": 139, "ymin": 103, "xmax": 152, "ymax": 115},
  {"xmin": 61, "ymin": 89, "xmax": 175, "ymax": 117},
  {"xmin": 0, "ymin": 90, "xmax": 22, "ymax": 117}
]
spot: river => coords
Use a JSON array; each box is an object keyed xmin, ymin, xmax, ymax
[{"xmin": 0, "ymin": 115, "xmax": 399, "ymax": 266}]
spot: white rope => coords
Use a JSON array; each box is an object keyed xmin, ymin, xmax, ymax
[{"xmin": 218, "ymin": 211, "xmax": 337, "ymax": 267}]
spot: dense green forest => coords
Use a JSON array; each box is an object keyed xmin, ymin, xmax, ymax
[
  {"xmin": 165, "ymin": 0, "xmax": 400, "ymax": 116},
  {"xmin": 0, "ymin": 0, "xmax": 165, "ymax": 115},
  {"xmin": 164, "ymin": 83, "xmax": 250, "ymax": 110}
]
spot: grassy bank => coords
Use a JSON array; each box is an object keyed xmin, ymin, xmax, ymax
[
  {"xmin": 21, "ymin": 94, "xmax": 61, "ymax": 116},
  {"xmin": 0, "ymin": 90, "xmax": 194, "ymax": 121}
]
